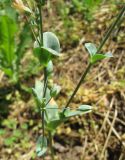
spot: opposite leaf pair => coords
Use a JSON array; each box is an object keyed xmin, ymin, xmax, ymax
[
  {"xmin": 32, "ymin": 80, "xmax": 92, "ymax": 157},
  {"xmin": 85, "ymin": 43, "xmax": 113, "ymax": 64},
  {"xmin": 32, "ymin": 80, "xmax": 92, "ymax": 130}
]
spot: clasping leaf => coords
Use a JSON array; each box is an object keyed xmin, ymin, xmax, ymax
[
  {"xmin": 85, "ymin": 43, "xmax": 113, "ymax": 64},
  {"xmin": 32, "ymin": 80, "xmax": 51, "ymax": 103},
  {"xmin": 34, "ymin": 32, "xmax": 60, "ymax": 66}
]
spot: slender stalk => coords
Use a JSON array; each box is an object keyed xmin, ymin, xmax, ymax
[
  {"xmin": 96, "ymin": 5, "xmax": 125, "ymax": 53},
  {"xmin": 43, "ymin": 68, "xmax": 48, "ymax": 97},
  {"xmin": 37, "ymin": 2, "xmax": 46, "ymax": 142},
  {"xmin": 38, "ymin": 2, "xmax": 48, "ymax": 97},
  {"xmin": 63, "ymin": 5, "xmax": 125, "ymax": 113},
  {"xmin": 42, "ymin": 111, "xmax": 45, "ymax": 136},
  {"xmin": 37, "ymin": 4, "xmax": 47, "ymax": 160},
  {"xmin": 49, "ymin": 131, "xmax": 55, "ymax": 160},
  {"xmin": 63, "ymin": 63, "xmax": 92, "ymax": 112},
  {"xmin": 46, "ymin": 97, "xmax": 52, "ymax": 106},
  {"xmin": 38, "ymin": 5, "xmax": 43, "ymax": 46}
]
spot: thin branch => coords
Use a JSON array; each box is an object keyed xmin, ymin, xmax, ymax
[
  {"xmin": 63, "ymin": 5, "xmax": 125, "ymax": 114},
  {"xmin": 63, "ymin": 63, "xmax": 92, "ymax": 113}
]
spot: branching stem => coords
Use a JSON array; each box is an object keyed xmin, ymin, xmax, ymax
[{"xmin": 63, "ymin": 5, "xmax": 125, "ymax": 113}]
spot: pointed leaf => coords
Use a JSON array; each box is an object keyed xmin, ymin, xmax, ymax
[
  {"xmin": 32, "ymin": 80, "xmax": 44, "ymax": 101},
  {"xmin": 64, "ymin": 105, "xmax": 92, "ymax": 118},
  {"xmin": 50, "ymin": 84, "xmax": 61, "ymax": 97},
  {"xmin": 0, "ymin": 15, "xmax": 17, "ymax": 78},
  {"xmin": 105, "ymin": 52, "xmax": 113, "ymax": 58},
  {"xmin": 91, "ymin": 52, "xmax": 113, "ymax": 64},
  {"xmin": 85, "ymin": 43, "xmax": 97, "ymax": 56},
  {"xmin": 77, "ymin": 105, "xmax": 92, "ymax": 112},
  {"xmin": 64, "ymin": 109, "xmax": 81, "ymax": 118},
  {"xmin": 32, "ymin": 80, "xmax": 51, "ymax": 103},
  {"xmin": 36, "ymin": 136, "xmax": 47, "ymax": 157}
]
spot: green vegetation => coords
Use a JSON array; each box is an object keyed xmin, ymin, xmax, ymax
[
  {"xmin": 0, "ymin": 0, "xmax": 31, "ymax": 84},
  {"xmin": 0, "ymin": 0, "xmax": 125, "ymax": 160}
]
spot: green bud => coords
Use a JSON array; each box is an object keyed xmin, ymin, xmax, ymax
[{"xmin": 50, "ymin": 84, "xmax": 61, "ymax": 97}]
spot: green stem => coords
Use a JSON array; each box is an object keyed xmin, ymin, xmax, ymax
[
  {"xmin": 49, "ymin": 132, "xmax": 55, "ymax": 160},
  {"xmin": 96, "ymin": 5, "xmax": 125, "ymax": 53},
  {"xmin": 38, "ymin": 5, "xmax": 43, "ymax": 46},
  {"xmin": 43, "ymin": 68, "xmax": 48, "ymax": 97},
  {"xmin": 63, "ymin": 5, "xmax": 125, "ymax": 113},
  {"xmin": 38, "ymin": 6, "xmax": 48, "ymax": 160},
  {"xmin": 38, "ymin": 3, "xmax": 48, "ymax": 97},
  {"xmin": 37, "ymin": 2, "xmax": 46, "ymax": 143},
  {"xmin": 63, "ymin": 63, "xmax": 92, "ymax": 113}
]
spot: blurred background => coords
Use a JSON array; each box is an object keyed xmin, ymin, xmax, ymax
[{"xmin": 0, "ymin": 0, "xmax": 125, "ymax": 160}]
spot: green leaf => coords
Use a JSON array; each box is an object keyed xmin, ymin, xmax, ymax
[
  {"xmin": 41, "ymin": 47, "xmax": 60, "ymax": 56},
  {"xmin": 43, "ymin": 32, "xmax": 60, "ymax": 54},
  {"xmin": 45, "ymin": 110, "xmax": 65, "ymax": 132},
  {"xmin": 45, "ymin": 102, "xmax": 63, "ymax": 131},
  {"xmin": 45, "ymin": 103, "xmax": 59, "ymax": 122},
  {"xmin": 16, "ymin": 23, "xmax": 31, "ymax": 64},
  {"xmin": 64, "ymin": 105, "xmax": 92, "ymax": 118},
  {"xmin": 64, "ymin": 109, "xmax": 81, "ymax": 118},
  {"xmin": 32, "ymin": 80, "xmax": 44, "ymax": 101},
  {"xmin": 46, "ymin": 119, "xmax": 62, "ymax": 132},
  {"xmin": 33, "ymin": 47, "xmax": 60, "ymax": 66},
  {"xmin": 33, "ymin": 47, "xmax": 51, "ymax": 66},
  {"xmin": 77, "ymin": 105, "xmax": 92, "ymax": 112},
  {"xmin": 50, "ymin": 84, "xmax": 61, "ymax": 97},
  {"xmin": 46, "ymin": 60, "xmax": 53, "ymax": 76},
  {"xmin": 32, "ymin": 80, "xmax": 51, "ymax": 103},
  {"xmin": 85, "ymin": 43, "xmax": 97, "ymax": 56},
  {"xmin": 0, "ymin": 15, "xmax": 17, "ymax": 77},
  {"xmin": 91, "ymin": 52, "xmax": 113, "ymax": 64},
  {"xmin": 34, "ymin": 32, "xmax": 60, "ymax": 65},
  {"xmin": 36, "ymin": 136, "xmax": 47, "ymax": 157},
  {"xmin": 4, "ymin": 137, "xmax": 16, "ymax": 146},
  {"xmin": 0, "ymin": 129, "xmax": 6, "ymax": 135}
]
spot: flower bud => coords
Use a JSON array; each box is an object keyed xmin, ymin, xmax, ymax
[{"xmin": 12, "ymin": 0, "xmax": 32, "ymax": 13}]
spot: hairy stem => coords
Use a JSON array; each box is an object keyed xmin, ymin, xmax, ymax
[{"xmin": 63, "ymin": 6, "xmax": 125, "ymax": 113}]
